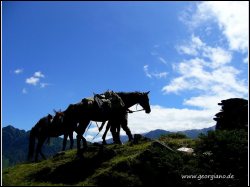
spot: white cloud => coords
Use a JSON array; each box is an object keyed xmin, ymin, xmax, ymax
[
  {"xmin": 162, "ymin": 56, "xmax": 247, "ymax": 96},
  {"xmin": 158, "ymin": 57, "xmax": 167, "ymax": 64},
  {"xmin": 162, "ymin": 76, "xmax": 192, "ymax": 94},
  {"xmin": 176, "ymin": 35, "xmax": 205, "ymax": 56},
  {"xmin": 205, "ymin": 26, "xmax": 212, "ymax": 35},
  {"xmin": 127, "ymin": 105, "xmax": 217, "ymax": 133},
  {"xmin": 40, "ymin": 83, "xmax": 51, "ymax": 88},
  {"xmin": 191, "ymin": 35, "xmax": 205, "ymax": 49},
  {"xmin": 152, "ymin": 72, "xmax": 168, "ymax": 79},
  {"xmin": 183, "ymin": 89, "xmax": 246, "ymax": 111},
  {"xmin": 243, "ymin": 56, "xmax": 249, "ymax": 63},
  {"xmin": 25, "ymin": 71, "xmax": 47, "ymax": 86},
  {"xmin": 176, "ymin": 35, "xmax": 232, "ymax": 69},
  {"xmin": 162, "ymin": 34, "xmax": 248, "ymax": 118},
  {"xmin": 171, "ymin": 35, "xmax": 241, "ymax": 95},
  {"xmin": 26, "ymin": 77, "xmax": 39, "ymax": 85},
  {"xmin": 176, "ymin": 45, "xmax": 198, "ymax": 56},
  {"xmin": 202, "ymin": 46, "xmax": 232, "ymax": 68},
  {"xmin": 181, "ymin": 1, "xmax": 249, "ymax": 53},
  {"xmin": 144, "ymin": 65, "xmax": 168, "ymax": 79},
  {"xmin": 14, "ymin": 69, "xmax": 23, "ymax": 74},
  {"xmin": 143, "ymin": 65, "xmax": 152, "ymax": 78},
  {"xmin": 22, "ymin": 88, "xmax": 27, "ymax": 94},
  {"xmin": 34, "ymin": 71, "xmax": 45, "ymax": 78}
]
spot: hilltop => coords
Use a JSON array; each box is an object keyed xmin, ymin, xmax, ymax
[{"xmin": 2, "ymin": 130, "xmax": 248, "ymax": 186}]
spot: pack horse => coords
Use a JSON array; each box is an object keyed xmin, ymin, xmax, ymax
[{"xmin": 27, "ymin": 91, "xmax": 151, "ymax": 162}]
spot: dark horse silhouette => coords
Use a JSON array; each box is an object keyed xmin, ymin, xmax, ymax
[
  {"xmin": 27, "ymin": 91, "xmax": 151, "ymax": 162},
  {"xmin": 27, "ymin": 108, "xmax": 77, "ymax": 162},
  {"xmin": 61, "ymin": 91, "xmax": 151, "ymax": 152},
  {"xmin": 100, "ymin": 112, "xmax": 133, "ymax": 145},
  {"xmin": 74, "ymin": 92, "xmax": 151, "ymax": 151}
]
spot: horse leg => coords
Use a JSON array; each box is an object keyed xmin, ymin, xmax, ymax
[
  {"xmin": 69, "ymin": 132, "xmax": 74, "ymax": 150},
  {"xmin": 76, "ymin": 126, "xmax": 83, "ymax": 153},
  {"xmin": 35, "ymin": 137, "xmax": 46, "ymax": 162},
  {"xmin": 62, "ymin": 134, "xmax": 68, "ymax": 151},
  {"xmin": 121, "ymin": 114, "xmax": 133, "ymax": 141},
  {"xmin": 116, "ymin": 123, "xmax": 122, "ymax": 144},
  {"xmin": 102, "ymin": 122, "xmax": 111, "ymax": 145},
  {"xmin": 81, "ymin": 136, "xmax": 87, "ymax": 147},
  {"xmin": 39, "ymin": 149, "xmax": 46, "ymax": 160},
  {"xmin": 109, "ymin": 119, "xmax": 122, "ymax": 144},
  {"xmin": 110, "ymin": 121, "xmax": 119, "ymax": 144},
  {"xmin": 76, "ymin": 134, "xmax": 81, "ymax": 153},
  {"xmin": 76, "ymin": 120, "xmax": 90, "ymax": 153},
  {"xmin": 76, "ymin": 134, "xmax": 87, "ymax": 154}
]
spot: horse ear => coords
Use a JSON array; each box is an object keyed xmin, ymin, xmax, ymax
[
  {"xmin": 53, "ymin": 109, "xmax": 57, "ymax": 113},
  {"xmin": 146, "ymin": 91, "xmax": 150, "ymax": 94}
]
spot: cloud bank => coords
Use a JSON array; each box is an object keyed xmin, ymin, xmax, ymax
[
  {"xmin": 180, "ymin": 1, "xmax": 249, "ymax": 53},
  {"xmin": 25, "ymin": 71, "xmax": 51, "ymax": 88}
]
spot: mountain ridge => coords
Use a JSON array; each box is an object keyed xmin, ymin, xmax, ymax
[
  {"xmin": 2, "ymin": 124, "xmax": 215, "ymax": 169},
  {"xmin": 98, "ymin": 125, "xmax": 216, "ymax": 144}
]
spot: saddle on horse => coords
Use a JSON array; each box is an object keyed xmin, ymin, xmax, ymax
[
  {"xmin": 94, "ymin": 89, "xmax": 125, "ymax": 113},
  {"xmin": 45, "ymin": 111, "xmax": 64, "ymax": 130},
  {"xmin": 82, "ymin": 89, "xmax": 125, "ymax": 114}
]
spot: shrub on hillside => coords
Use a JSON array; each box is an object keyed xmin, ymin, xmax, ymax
[{"xmin": 194, "ymin": 129, "xmax": 248, "ymax": 186}]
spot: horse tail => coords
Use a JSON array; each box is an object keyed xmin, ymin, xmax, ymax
[{"xmin": 27, "ymin": 126, "xmax": 36, "ymax": 162}]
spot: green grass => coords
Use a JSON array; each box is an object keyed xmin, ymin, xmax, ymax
[
  {"xmin": 2, "ymin": 138, "xmax": 155, "ymax": 186},
  {"xmin": 2, "ymin": 133, "xmax": 247, "ymax": 186}
]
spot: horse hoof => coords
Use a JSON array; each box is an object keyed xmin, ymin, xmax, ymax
[
  {"xmin": 114, "ymin": 141, "xmax": 123, "ymax": 145},
  {"xmin": 129, "ymin": 138, "xmax": 134, "ymax": 142},
  {"xmin": 77, "ymin": 150, "xmax": 82, "ymax": 155}
]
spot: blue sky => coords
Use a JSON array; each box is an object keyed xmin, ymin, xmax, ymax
[{"xmin": 2, "ymin": 1, "xmax": 249, "ymax": 142}]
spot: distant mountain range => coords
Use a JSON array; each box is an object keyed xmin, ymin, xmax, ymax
[
  {"xmin": 2, "ymin": 125, "xmax": 80, "ymax": 170},
  {"xmin": 2, "ymin": 125, "xmax": 215, "ymax": 170},
  {"xmin": 97, "ymin": 125, "xmax": 216, "ymax": 144}
]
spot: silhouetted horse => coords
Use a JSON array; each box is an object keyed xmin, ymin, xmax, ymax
[
  {"xmin": 27, "ymin": 108, "xmax": 77, "ymax": 162},
  {"xmin": 62, "ymin": 127, "xmax": 86, "ymax": 151},
  {"xmin": 62, "ymin": 131, "xmax": 74, "ymax": 151},
  {"xmin": 62, "ymin": 91, "xmax": 151, "ymax": 152},
  {"xmin": 100, "ymin": 112, "xmax": 133, "ymax": 145}
]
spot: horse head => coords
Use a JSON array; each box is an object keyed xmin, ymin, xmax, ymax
[
  {"xmin": 138, "ymin": 91, "xmax": 151, "ymax": 114},
  {"xmin": 54, "ymin": 109, "xmax": 65, "ymax": 117}
]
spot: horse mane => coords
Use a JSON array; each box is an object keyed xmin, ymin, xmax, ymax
[
  {"xmin": 116, "ymin": 91, "xmax": 141, "ymax": 97},
  {"xmin": 33, "ymin": 116, "xmax": 47, "ymax": 129}
]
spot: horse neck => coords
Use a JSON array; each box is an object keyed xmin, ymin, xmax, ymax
[
  {"xmin": 118, "ymin": 92, "xmax": 140, "ymax": 109},
  {"xmin": 35, "ymin": 116, "xmax": 47, "ymax": 129},
  {"xmin": 63, "ymin": 104, "xmax": 74, "ymax": 118}
]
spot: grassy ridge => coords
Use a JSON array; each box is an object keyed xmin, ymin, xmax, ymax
[
  {"xmin": 2, "ymin": 135, "xmax": 188, "ymax": 186},
  {"xmin": 2, "ymin": 131, "xmax": 247, "ymax": 186}
]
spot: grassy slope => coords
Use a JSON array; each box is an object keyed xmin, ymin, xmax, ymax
[
  {"xmin": 2, "ymin": 141, "xmax": 150, "ymax": 186},
  {"xmin": 3, "ymin": 135, "xmax": 199, "ymax": 186}
]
